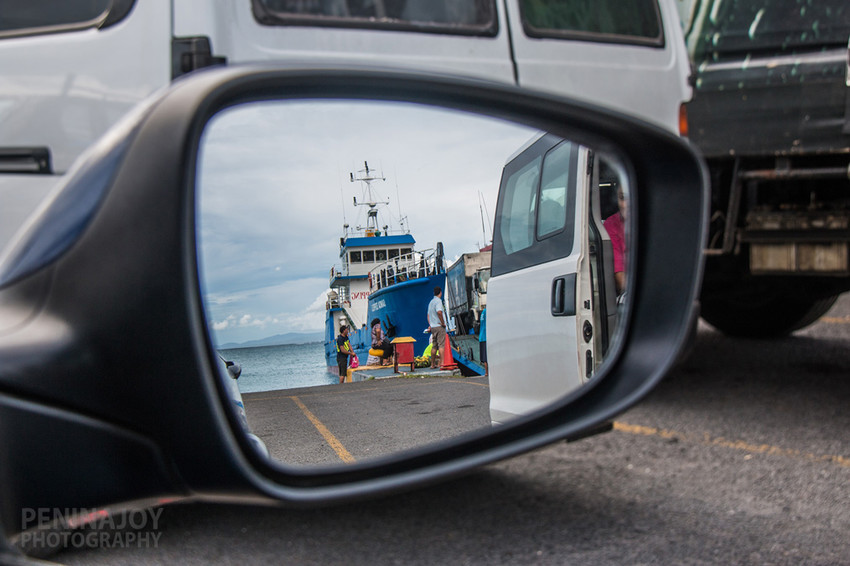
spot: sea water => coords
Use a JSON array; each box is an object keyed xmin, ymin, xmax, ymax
[{"xmin": 218, "ymin": 342, "xmax": 335, "ymax": 393}]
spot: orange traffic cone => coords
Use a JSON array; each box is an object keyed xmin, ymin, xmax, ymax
[{"xmin": 440, "ymin": 333, "xmax": 457, "ymax": 370}]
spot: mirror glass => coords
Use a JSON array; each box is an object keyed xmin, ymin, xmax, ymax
[{"xmin": 196, "ymin": 99, "xmax": 631, "ymax": 467}]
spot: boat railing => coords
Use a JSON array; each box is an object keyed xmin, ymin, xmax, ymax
[
  {"xmin": 329, "ymin": 286, "xmax": 349, "ymax": 307},
  {"xmin": 329, "ymin": 266, "xmax": 343, "ymax": 288},
  {"xmin": 369, "ymin": 248, "xmax": 441, "ymax": 291}
]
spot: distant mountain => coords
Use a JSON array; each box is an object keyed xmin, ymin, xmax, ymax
[{"xmin": 219, "ymin": 332, "xmax": 324, "ymax": 350}]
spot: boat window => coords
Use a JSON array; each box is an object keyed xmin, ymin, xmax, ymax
[
  {"xmin": 519, "ymin": 0, "xmax": 663, "ymax": 47},
  {"xmin": 0, "ymin": 0, "xmax": 135, "ymax": 39},
  {"xmin": 388, "ymin": 249, "xmax": 399, "ymax": 259},
  {"xmin": 349, "ymin": 251, "xmax": 361, "ymax": 263},
  {"xmin": 252, "ymin": 0, "xmax": 497, "ymax": 37},
  {"xmin": 376, "ymin": 249, "xmax": 387, "ymax": 261},
  {"xmin": 401, "ymin": 247, "xmax": 412, "ymax": 257},
  {"xmin": 362, "ymin": 250, "xmax": 375, "ymax": 262}
]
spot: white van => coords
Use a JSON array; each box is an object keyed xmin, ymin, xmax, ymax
[
  {"xmin": 487, "ymin": 134, "xmax": 621, "ymax": 424},
  {"xmin": 0, "ymin": 1, "xmax": 690, "ymax": 213},
  {"xmin": 0, "ymin": 1, "xmax": 684, "ymax": 421}
]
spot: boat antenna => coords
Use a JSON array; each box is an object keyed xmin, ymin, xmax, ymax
[
  {"xmin": 350, "ymin": 161, "xmax": 389, "ymax": 234},
  {"xmin": 479, "ymin": 191, "xmax": 493, "ymax": 246},
  {"xmin": 338, "ymin": 163, "xmax": 348, "ymax": 235},
  {"xmin": 395, "ymin": 166, "xmax": 402, "ymax": 228},
  {"xmin": 393, "ymin": 165, "xmax": 410, "ymax": 235}
]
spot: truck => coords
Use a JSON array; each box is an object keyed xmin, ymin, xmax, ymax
[
  {"xmin": 445, "ymin": 249, "xmax": 491, "ymax": 373},
  {"xmin": 684, "ymin": 0, "xmax": 850, "ymax": 337}
]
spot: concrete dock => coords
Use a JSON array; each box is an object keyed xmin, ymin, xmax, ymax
[{"xmin": 346, "ymin": 363, "xmax": 460, "ymax": 382}]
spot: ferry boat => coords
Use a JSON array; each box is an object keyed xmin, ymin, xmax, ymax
[{"xmin": 324, "ymin": 162, "xmax": 448, "ymax": 370}]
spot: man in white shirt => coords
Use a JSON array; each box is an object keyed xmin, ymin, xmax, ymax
[{"xmin": 427, "ymin": 286, "xmax": 446, "ymax": 369}]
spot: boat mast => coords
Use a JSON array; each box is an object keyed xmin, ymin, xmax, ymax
[{"xmin": 350, "ymin": 161, "xmax": 390, "ymax": 236}]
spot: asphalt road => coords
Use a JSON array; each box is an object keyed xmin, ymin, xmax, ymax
[
  {"xmin": 242, "ymin": 374, "xmax": 491, "ymax": 467},
  {"xmin": 53, "ymin": 295, "xmax": 850, "ymax": 565}
]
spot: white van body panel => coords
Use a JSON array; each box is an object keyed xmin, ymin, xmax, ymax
[
  {"xmin": 0, "ymin": 0, "xmax": 689, "ymax": 352},
  {"xmin": 487, "ymin": 256, "xmax": 583, "ymax": 424},
  {"xmin": 0, "ymin": 1, "xmax": 689, "ymax": 182},
  {"xmin": 0, "ymin": 176, "xmax": 57, "ymax": 246},
  {"xmin": 0, "ymin": 2, "xmax": 171, "ymax": 174}
]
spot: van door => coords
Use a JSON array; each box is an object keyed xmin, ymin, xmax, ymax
[
  {"xmin": 0, "ymin": 2, "xmax": 172, "ymax": 175},
  {"xmin": 575, "ymin": 154, "xmax": 621, "ymax": 380},
  {"xmin": 504, "ymin": 0, "xmax": 691, "ymax": 133},
  {"xmin": 487, "ymin": 134, "xmax": 591, "ymax": 423}
]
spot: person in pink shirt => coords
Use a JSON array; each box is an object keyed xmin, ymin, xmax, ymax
[{"xmin": 603, "ymin": 186, "xmax": 627, "ymax": 294}]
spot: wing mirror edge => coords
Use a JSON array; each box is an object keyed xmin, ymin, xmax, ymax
[{"xmin": 0, "ymin": 65, "xmax": 708, "ymax": 520}]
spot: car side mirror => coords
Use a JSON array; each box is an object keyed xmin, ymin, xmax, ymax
[
  {"xmin": 225, "ymin": 361, "xmax": 241, "ymax": 380},
  {"xmin": 0, "ymin": 65, "xmax": 707, "ymax": 540}
]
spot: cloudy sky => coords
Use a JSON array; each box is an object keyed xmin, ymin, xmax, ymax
[{"xmin": 196, "ymin": 99, "xmax": 539, "ymax": 345}]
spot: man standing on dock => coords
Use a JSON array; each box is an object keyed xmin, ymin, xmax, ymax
[
  {"xmin": 336, "ymin": 325, "xmax": 354, "ymax": 384},
  {"xmin": 427, "ymin": 287, "xmax": 446, "ymax": 369}
]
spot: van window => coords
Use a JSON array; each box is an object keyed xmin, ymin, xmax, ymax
[
  {"xmin": 492, "ymin": 136, "xmax": 578, "ymax": 277},
  {"xmin": 253, "ymin": 0, "xmax": 497, "ymax": 36},
  {"xmin": 520, "ymin": 0, "xmax": 663, "ymax": 46},
  {"xmin": 500, "ymin": 156, "xmax": 541, "ymax": 255},
  {"xmin": 0, "ymin": 0, "xmax": 134, "ymax": 38},
  {"xmin": 536, "ymin": 142, "xmax": 572, "ymax": 239}
]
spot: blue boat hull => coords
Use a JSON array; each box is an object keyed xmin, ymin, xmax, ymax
[{"xmin": 325, "ymin": 273, "xmax": 446, "ymax": 370}]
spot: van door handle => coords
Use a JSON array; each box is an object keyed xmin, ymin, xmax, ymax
[{"xmin": 551, "ymin": 274, "xmax": 576, "ymax": 317}]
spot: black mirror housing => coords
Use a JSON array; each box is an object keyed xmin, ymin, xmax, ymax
[{"xmin": 0, "ymin": 65, "xmax": 707, "ymax": 538}]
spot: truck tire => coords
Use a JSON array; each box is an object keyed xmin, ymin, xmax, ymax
[{"xmin": 700, "ymin": 286, "xmax": 838, "ymax": 338}]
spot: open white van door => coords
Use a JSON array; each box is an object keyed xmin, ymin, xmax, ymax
[
  {"xmin": 487, "ymin": 135, "xmax": 588, "ymax": 423},
  {"xmin": 487, "ymin": 136, "xmax": 622, "ymax": 424},
  {"xmin": 575, "ymin": 156, "xmax": 621, "ymax": 380}
]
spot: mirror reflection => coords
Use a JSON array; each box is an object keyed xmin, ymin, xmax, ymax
[{"xmin": 196, "ymin": 99, "xmax": 630, "ymax": 467}]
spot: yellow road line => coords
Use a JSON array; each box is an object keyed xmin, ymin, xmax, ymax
[
  {"xmin": 448, "ymin": 379, "xmax": 490, "ymax": 388},
  {"xmin": 290, "ymin": 396, "xmax": 355, "ymax": 464},
  {"xmin": 820, "ymin": 316, "xmax": 850, "ymax": 324},
  {"xmin": 613, "ymin": 422, "xmax": 850, "ymax": 468},
  {"xmin": 248, "ymin": 386, "xmax": 381, "ymax": 401}
]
